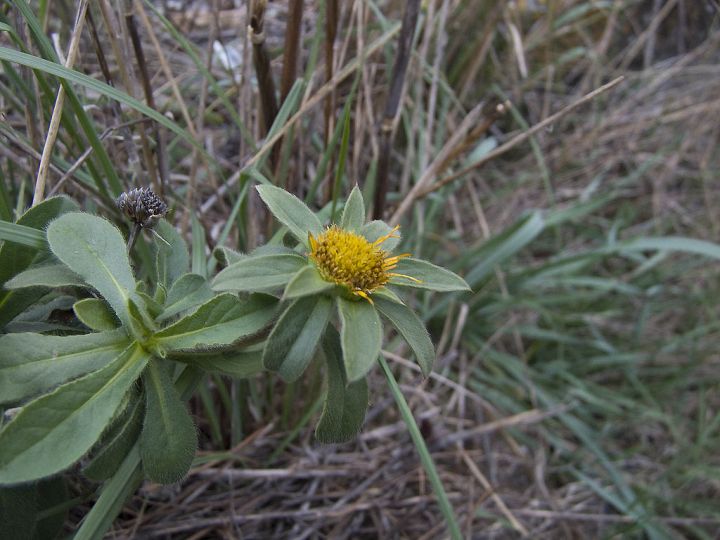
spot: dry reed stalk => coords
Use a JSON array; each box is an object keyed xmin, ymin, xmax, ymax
[
  {"xmin": 32, "ymin": 0, "xmax": 89, "ymax": 206},
  {"xmin": 250, "ymin": 0, "xmax": 279, "ymax": 136},
  {"xmin": 280, "ymin": 0, "xmax": 304, "ymax": 103},
  {"xmin": 277, "ymin": 0, "xmax": 304, "ymax": 194},
  {"xmin": 372, "ymin": 0, "xmax": 421, "ymax": 219},
  {"xmin": 199, "ymin": 23, "xmax": 402, "ymax": 215},
  {"xmin": 389, "ymin": 76, "xmax": 625, "ymax": 224},
  {"xmin": 321, "ymin": 0, "xmax": 339, "ymax": 203},
  {"xmin": 86, "ymin": 8, "xmax": 149, "ymax": 189}
]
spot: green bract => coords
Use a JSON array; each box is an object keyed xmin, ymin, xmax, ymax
[{"xmin": 211, "ymin": 185, "xmax": 470, "ymax": 442}]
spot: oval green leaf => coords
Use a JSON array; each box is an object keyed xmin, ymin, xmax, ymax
[
  {"xmin": 140, "ymin": 361, "xmax": 197, "ymax": 484},
  {"xmin": 83, "ymin": 390, "xmax": 144, "ymax": 481},
  {"xmin": 315, "ymin": 328, "xmax": 369, "ymax": 444},
  {"xmin": 74, "ymin": 298, "xmax": 121, "ymax": 331},
  {"xmin": 0, "ymin": 344, "xmax": 149, "ymax": 484},
  {"xmin": 5, "ymin": 263, "xmax": 85, "ymax": 289},
  {"xmin": 340, "ymin": 185, "xmax": 365, "ymax": 231},
  {"xmin": 283, "ymin": 265, "xmax": 334, "ymax": 299},
  {"xmin": 0, "ymin": 329, "xmax": 130, "ymax": 406},
  {"xmin": 263, "ymin": 295, "xmax": 332, "ymax": 382},
  {"xmin": 256, "ymin": 184, "xmax": 322, "ymax": 246},
  {"xmin": 337, "ymin": 297, "xmax": 382, "ymax": 382},
  {"xmin": 156, "ymin": 293, "xmax": 277, "ymax": 351},
  {"xmin": 155, "ymin": 220, "xmax": 190, "ymax": 288},
  {"xmin": 393, "ymin": 257, "xmax": 470, "ymax": 292},
  {"xmin": 374, "ymin": 297, "xmax": 435, "ymax": 376},
  {"xmin": 360, "ymin": 220, "xmax": 401, "ymax": 251},
  {"xmin": 46, "ymin": 213, "xmax": 138, "ymax": 328},
  {"xmin": 212, "ymin": 253, "xmax": 307, "ymax": 292},
  {"xmin": 157, "ymin": 273, "xmax": 213, "ymax": 322}
]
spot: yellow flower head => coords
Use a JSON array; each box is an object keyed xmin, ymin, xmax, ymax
[{"xmin": 308, "ymin": 225, "xmax": 415, "ymax": 302}]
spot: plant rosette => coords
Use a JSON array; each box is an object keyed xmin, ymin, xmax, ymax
[{"xmin": 212, "ymin": 185, "xmax": 470, "ymax": 442}]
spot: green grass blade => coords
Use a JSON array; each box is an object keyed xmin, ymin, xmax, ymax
[{"xmin": 379, "ymin": 356, "xmax": 462, "ymax": 540}]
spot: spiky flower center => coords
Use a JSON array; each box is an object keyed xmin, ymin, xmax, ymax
[{"xmin": 309, "ymin": 225, "xmax": 408, "ymax": 301}]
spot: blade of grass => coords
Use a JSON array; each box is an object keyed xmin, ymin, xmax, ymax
[{"xmin": 378, "ymin": 356, "xmax": 462, "ymax": 540}]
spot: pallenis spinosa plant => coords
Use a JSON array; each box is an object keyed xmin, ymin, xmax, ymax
[{"xmin": 0, "ymin": 185, "xmax": 468, "ymax": 520}]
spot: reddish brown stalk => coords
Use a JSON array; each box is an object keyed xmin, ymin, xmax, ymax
[{"xmin": 372, "ymin": 0, "xmax": 421, "ymax": 219}]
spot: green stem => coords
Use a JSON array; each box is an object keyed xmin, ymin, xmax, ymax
[{"xmin": 379, "ymin": 356, "xmax": 463, "ymax": 540}]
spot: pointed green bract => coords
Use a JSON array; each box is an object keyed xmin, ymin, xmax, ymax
[
  {"xmin": 155, "ymin": 220, "xmax": 190, "ymax": 288},
  {"xmin": 256, "ymin": 184, "xmax": 322, "ymax": 246},
  {"xmin": 375, "ymin": 297, "xmax": 435, "ymax": 376},
  {"xmin": 360, "ymin": 220, "xmax": 401, "ymax": 251},
  {"xmin": 337, "ymin": 297, "xmax": 382, "ymax": 381},
  {"xmin": 0, "ymin": 329, "xmax": 130, "ymax": 405},
  {"xmin": 0, "ymin": 344, "xmax": 148, "ymax": 484},
  {"xmin": 283, "ymin": 265, "xmax": 335, "ymax": 299},
  {"xmin": 316, "ymin": 328, "xmax": 369, "ymax": 443},
  {"xmin": 394, "ymin": 257, "xmax": 470, "ymax": 292},
  {"xmin": 263, "ymin": 295, "xmax": 332, "ymax": 382},
  {"xmin": 212, "ymin": 253, "xmax": 307, "ymax": 292},
  {"xmin": 140, "ymin": 361, "xmax": 197, "ymax": 484},
  {"xmin": 157, "ymin": 273, "xmax": 214, "ymax": 322},
  {"xmin": 5, "ymin": 263, "xmax": 85, "ymax": 289},
  {"xmin": 156, "ymin": 293, "xmax": 277, "ymax": 351},
  {"xmin": 46, "ymin": 213, "xmax": 138, "ymax": 328},
  {"xmin": 340, "ymin": 185, "xmax": 365, "ymax": 231},
  {"xmin": 74, "ymin": 298, "xmax": 120, "ymax": 331}
]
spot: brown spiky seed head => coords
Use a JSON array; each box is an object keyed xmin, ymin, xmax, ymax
[{"xmin": 116, "ymin": 187, "xmax": 168, "ymax": 229}]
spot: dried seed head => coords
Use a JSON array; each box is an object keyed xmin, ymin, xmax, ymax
[{"xmin": 116, "ymin": 187, "xmax": 168, "ymax": 229}]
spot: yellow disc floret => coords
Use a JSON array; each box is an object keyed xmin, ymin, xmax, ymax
[{"xmin": 308, "ymin": 225, "xmax": 414, "ymax": 302}]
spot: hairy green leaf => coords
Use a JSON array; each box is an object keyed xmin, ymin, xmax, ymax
[
  {"xmin": 212, "ymin": 253, "xmax": 306, "ymax": 292},
  {"xmin": 337, "ymin": 297, "xmax": 382, "ymax": 381},
  {"xmin": 156, "ymin": 293, "xmax": 277, "ymax": 351},
  {"xmin": 256, "ymin": 184, "xmax": 322, "ymax": 246},
  {"xmin": 375, "ymin": 297, "xmax": 435, "ymax": 376},
  {"xmin": 140, "ymin": 361, "xmax": 197, "ymax": 484},
  {"xmin": 46, "ymin": 213, "xmax": 138, "ymax": 328},
  {"xmin": 263, "ymin": 295, "xmax": 332, "ymax": 382},
  {"xmin": 360, "ymin": 220, "xmax": 401, "ymax": 251},
  {"xmin": 0, "ymin": 344, "xmax": 149, "ymax": 484},
  {"xmin": 157, "ymin": 273, "xmax": 213, "ymax": 322},
  {"xmin": 283, "ymin": 265, "xmax": 334, "ymax": 299},
  {"xmin": 340, "ymin": 185, "xmax": 365, "ymax": 231},
  {"xmin": 0, "ymin": 197, "xmax": 77, "ymax": 327},
  {"xmin": 155, "ymin": 220, "xmax": 190, "ymax": 288},
  {"xmin": 73, "ymin": 298, "xmax": 120, "ymax": 331},
  {"xmin": 0, "ymin": 329, "xmax": 130, "ymax": 405},
  {"xmin": 316, "ymin": 328, "xmax": 368, "ymax": 443},
  {"xmin": 169, "ymin": 348, "xmax": 264, "ymax": 378},
  {"xmin": 394, "ymin": 258, "xmax": 470, "ymax": 292},
  {"xmin": 83, "ymin": 390, "xmax": 144, "ymax": 481},
  {"xmin": 5, "ymin": 263, "xmax": 85, "ymax": 289}
]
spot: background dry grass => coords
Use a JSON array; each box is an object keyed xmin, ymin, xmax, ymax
[{"xmin": 3, "ymin": 0, "xmax": 720, "ymax": 538}]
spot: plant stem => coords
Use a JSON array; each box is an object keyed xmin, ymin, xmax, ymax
[{"xmin": 378, "ymin": 356, "xmax": 463, "ymax": 540}]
